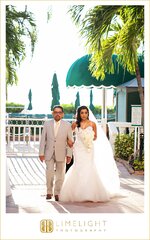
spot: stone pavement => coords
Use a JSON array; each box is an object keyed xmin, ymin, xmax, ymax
[{"xmin": 6, "ymin": 157, "xmax": 144, "ymax": 213}]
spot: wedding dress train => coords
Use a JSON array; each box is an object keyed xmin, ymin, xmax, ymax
[{"xmin": 59, "ymin": 125, "xmax": 120, "ymax": 202}]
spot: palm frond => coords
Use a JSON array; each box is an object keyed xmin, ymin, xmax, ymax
[
  {"xmin": 68, "ymin": 5, "xmax": 85, "ymax": 26},
  {"xmin": 70, "ymin": 5, "xmax": 144, "ymax": 79},
  {"xmin": 6, "ymin": 5, "xmax": 37, "ymax": 85}
]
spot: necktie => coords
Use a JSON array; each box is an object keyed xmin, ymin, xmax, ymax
[{"xmin": 54, "ymin": 121, "xmax": 60, "ymax": 137}]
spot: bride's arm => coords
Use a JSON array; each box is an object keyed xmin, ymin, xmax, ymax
[
  {"xmin": 67, "ymin": 122, "xmax": 76, "ymax": 147},
  {"xmin": 92, "ymin": 122, "xmax": 97, "ymax": 140},
  {"xmin": 71, "ymin": 122, "xmax": 76, "ymax": 131}
]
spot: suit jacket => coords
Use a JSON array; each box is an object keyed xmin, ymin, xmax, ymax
[{"xmin": 39, "ymin": 119, "xmax": 73, "ymax": 161}]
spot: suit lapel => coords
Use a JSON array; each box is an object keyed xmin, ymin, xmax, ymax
[{"xmin": 50, "ymin": 120, "xmax": 55, "ymax": 137}]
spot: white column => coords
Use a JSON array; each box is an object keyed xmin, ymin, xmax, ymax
[
  {"xmin": 134, "ymin": 126, "xmax": 137, "ymax": 155},
  {"xmin": 101, "ymin": 88, "xmax": 107, "ymax": 134},
  {"xmin": 101, "ymin": 88, "xmax": 105, "ymax": 119},
  {"xmin": 105, "ymin": 88, "xmax": 107, "ymax": 121}
]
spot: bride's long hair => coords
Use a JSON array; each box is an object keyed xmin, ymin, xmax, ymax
[{"xmin": 76, "ymin": 106, "xmax": 89, "ymax": 128}]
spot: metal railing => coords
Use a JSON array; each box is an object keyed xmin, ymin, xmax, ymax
[
  {"xmin": 6, "ymin": 117, "xmax": 143, "ymax": 156},
  {"xmin": 6, "ymin": 118, "xmax": 45, "ymax": 156},
  {"xmin": 108, "ymin": 121, "xmax": 144, "ymax": 154},
  {"xmin": 6, "ymin": 118, "xmax": 77, "ymax": 156}
]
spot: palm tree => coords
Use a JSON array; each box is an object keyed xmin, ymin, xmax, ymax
[
  {"xmin": 68, "ymin": 5, "xmax": 144, "ymax": 124},
  {"xmin": 6, "ymin": 5, "xmax": 37, "ymax": 99}
]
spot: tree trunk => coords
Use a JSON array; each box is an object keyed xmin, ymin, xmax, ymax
[{"xmin": 135, "ymin": 63, "xmax": 144, "ymax": 126}]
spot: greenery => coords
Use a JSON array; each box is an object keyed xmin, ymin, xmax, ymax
[
  {"xmin": 6, "ymin": 102, "xmax": 24, "ymax": 113},
  {"xmin": 68, "ymin": 5, "xmax": 144, "ymax": 125},
  {"xmin": 91, "ymin": 105, "xmax": 101, "ymax": 115},
  {"xmin": 62, "ymin": 104, "xmax": 115, "ymax": 115},
  {"xmin": 6, "ymin": 5, "xmax": 37, "ymax": 98},
  {"xmin": 6, "ymin": 102, "xmax": 115, "ymax": 115},
  {"xmin": 90, "ymin": 105, "xmax": 115, "ymax": 115},
  {"xmin": 106, "ymin": 106, "xmax": 115, "ymax": 114},
  {"xmin": 114, "ymin": 133, "xmax": 134, "ymax": 160},
  {"xmin": 62, "ymin": 103, "xmax": 75, "ymax": 114},
  {"xmin": 132, "ymin": 159, "xmax": 144, "ymax": 171}
]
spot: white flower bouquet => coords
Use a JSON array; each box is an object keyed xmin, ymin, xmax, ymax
[{"xmin": 81, "ymin": 130, "xmax": 94, "ymax": 151}]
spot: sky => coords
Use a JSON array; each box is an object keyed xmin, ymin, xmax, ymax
[{"xmin": 7, "ymin": 3, "xmax": 113, "ymax": 114}]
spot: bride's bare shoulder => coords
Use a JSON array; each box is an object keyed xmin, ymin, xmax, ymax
[
  {"xmin": 89, "ymin": 120, "xmax": 96, "ymax": 127},
  {"xmin": 71, "ymin": 121, "xmax": 77, "ymax": 130}
]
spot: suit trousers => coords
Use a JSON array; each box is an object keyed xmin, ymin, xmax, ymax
[{"xmin": 45, "ymin": 153, "xmax": 66, "ymax": 195}]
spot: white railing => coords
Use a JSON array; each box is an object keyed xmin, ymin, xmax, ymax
[
  {"xmin": 6, "ymin": 118, "xmax": 143, "ymax": 156},
  {"xmin": 5, "ymin": 118, "xmax": 79, "ymax": 155},
  {"xmin": 108, "ymin": 121, "xmax": 143, "ymax": 154},
  {"xmin": 6, "ymin": 117, "xmax": 104, "ymax": 156},
  {"xmin": 6, "ymin": 118, "xmax": 45, "ymax": 156}
]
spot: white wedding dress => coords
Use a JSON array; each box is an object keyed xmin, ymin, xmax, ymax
[{"xmin": 59, "ymin": 124, "xmax": 120, "ymax": 202}]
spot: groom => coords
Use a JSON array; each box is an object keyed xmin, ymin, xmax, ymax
[{"xmin": 39, "ymin": 105, "xmax": 72, "ymax": 201}]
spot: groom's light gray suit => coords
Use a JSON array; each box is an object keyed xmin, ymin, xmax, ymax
[{"xmin": 39, "ymin": 119, "xmax": 72, "ymax": 195}]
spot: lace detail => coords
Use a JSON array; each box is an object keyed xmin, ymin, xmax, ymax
[{"xmin": 75, "ymin": 127, "xmax": 94, "ymax": 152}]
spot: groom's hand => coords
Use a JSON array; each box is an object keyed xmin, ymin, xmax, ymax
[
  {"xmin": 67, "ymin": 139, "xmax": 74, "ymax": 148},
  {"xmin": 39, "ymin": 155, "xmax": 45, "ymax": 162},
  {"xmin": 66, "ymin": 156, "xmax": 71, "ymax": 164}
]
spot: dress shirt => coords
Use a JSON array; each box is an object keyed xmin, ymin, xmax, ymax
[{"xmin": 54, "ymin": 120, "xmax": 61, "ymax": 137}]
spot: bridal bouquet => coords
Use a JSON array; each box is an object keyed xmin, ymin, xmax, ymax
[{"xmin": 81, "ymin": 130, "xmax": 94, "ymax": 151}]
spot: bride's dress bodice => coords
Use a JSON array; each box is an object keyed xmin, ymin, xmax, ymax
[
  {"xmin": 73, "ymin": 126, "xmax": 94, "ymax": 165},
  {"xmin": 74, "ymin": 126, "xmax": 94, "ymax": 147}
]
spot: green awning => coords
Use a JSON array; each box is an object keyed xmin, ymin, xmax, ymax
[{"xmin": 66, "ymin": 55, "xmax": 144, "ymax": 88}]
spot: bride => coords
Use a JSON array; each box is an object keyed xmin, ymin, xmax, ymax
[{"xmin": 59, "ymin": 106, "xmax": 120, "ymax": 202}]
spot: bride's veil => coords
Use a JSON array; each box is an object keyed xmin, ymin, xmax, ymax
[{"xmin": 89, "ymin": 109, "xmax": 120, "ymax": 196}]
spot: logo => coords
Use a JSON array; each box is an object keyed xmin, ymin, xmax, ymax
[{"xmin": 40, "ymin": 219, "xmax": 54, "ymax": 233}]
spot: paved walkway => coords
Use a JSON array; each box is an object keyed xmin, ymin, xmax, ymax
[{"xmin": 6, "ymin": 157, "xmax": 144, "ymax": 213}]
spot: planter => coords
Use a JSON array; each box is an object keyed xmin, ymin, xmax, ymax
[{"xmin": 133, "ymin": 170, "xmax": 144, "ymax": 175}]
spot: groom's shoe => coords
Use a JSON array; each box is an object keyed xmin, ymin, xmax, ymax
[
  {"xmin": 55, "ymin": 195, "xmax": 59, "ymax": 201},
  {"xmin": 46, "ymin": 194, "xmax": 52, "ymax": 200}
]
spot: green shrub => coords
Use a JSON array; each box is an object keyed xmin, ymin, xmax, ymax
[
  {"xmin": 61, "ymin": 103, "xmax": 75, "ymax": 114},
  {"xmin": 114, "ymin": 133, "xmax": 134, "ymax": 160},
  {"xmin": 62, "ymin": 104, "xmax": 115, "ymax": 115},
  {"xmin": 107, "ymin": 106, "xmax": 115, "ymax": 114},
  {"xmin": 132, "ymin": 159, "xmax": 144, "ymax": 170},
  {"xmin": 92, "ymin": 105, "xmax": 101, "ymax": 115},
  {"xmin": 89, "ymin": 105, "xmax": 115, "ymax": 115},
  {"xmin": 6, "ymin": 102, "xmax": 115, "ymax": 115},
  {"xmin": 6, "ymin": 102, "xmax": 24, "ymax": 113}
]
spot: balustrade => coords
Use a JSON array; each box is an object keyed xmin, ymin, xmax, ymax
[
  {"xmin": 6, "ymin": 118, "xmax": 73, "ymax": 155},
  {"xmin": 6, "ymin": 117, "xmax": 143, "ymax": 156},
  {"xmin": 108, "ymin": 121, "xmax": 143, "ymax": 155}
]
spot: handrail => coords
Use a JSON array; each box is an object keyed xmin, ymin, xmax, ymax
[
  {"xmin": 107, "ymin": 121, "xmax": 143, "ymax": 154},
  {"xmin": 6, "ymin": 118, "xmax": 143, "ymax": 156},
  {"xmin": 6, "ymin": 117, "xmax": 102, "ymax": 155}
]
